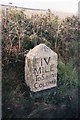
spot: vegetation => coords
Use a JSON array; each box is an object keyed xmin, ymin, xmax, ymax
[{"xmin": 2, "ymin": 6, "xmax": 79, "ymax": 118}]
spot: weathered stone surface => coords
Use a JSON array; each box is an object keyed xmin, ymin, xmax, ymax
[{"xmin": 25, "ymin": 44, "xmax": 57, "ymax": 92}]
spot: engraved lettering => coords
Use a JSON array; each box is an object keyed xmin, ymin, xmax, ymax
[
  {"xmin": 44, "ymin": 57, "xmax": 51, "ymax": 65},
  {"xmin": 34, "ymin": 67, "xmax": 41, "ymax": 75},
  {"xmin": 34, "ymin": 83, "xmax": 38, "ymax": 89}
]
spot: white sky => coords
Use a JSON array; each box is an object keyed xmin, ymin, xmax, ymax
[{"xmin": 0, "ymin": 0, "xmax": 79, "ymax": 13}]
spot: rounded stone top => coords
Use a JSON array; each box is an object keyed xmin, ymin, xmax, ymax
[{"xmin": 26, "ymin": 44, "xmax": 57, "ymax": 59}]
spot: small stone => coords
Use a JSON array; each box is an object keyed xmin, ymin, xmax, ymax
[{"xmin": 25, "ymin": 44, "xmax": 57, "ymax": 92}]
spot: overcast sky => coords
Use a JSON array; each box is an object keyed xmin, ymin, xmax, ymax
[{"xmin": 0, "ymin": 0, "xmax": 79, "ymax": 13}]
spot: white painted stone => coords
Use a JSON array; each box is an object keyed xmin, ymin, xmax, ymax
[{"xmin": 25, "ymin": 44, "xmax": 57, "ymax": 92}]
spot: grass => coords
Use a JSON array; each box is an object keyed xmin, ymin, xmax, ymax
[{"xmin": 2, "ymin": 60, "xmax": 79, "ymax": 118}]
